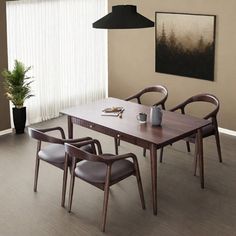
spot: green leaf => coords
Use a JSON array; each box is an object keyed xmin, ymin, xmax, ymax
[{"xmin": 1, "ymin": 60, "xmax": 34, "ymax": 107}]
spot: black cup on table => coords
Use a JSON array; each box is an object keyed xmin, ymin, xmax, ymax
[{"xmin": 136, "ymin": 112, "xmax": 147, "ymax": 123}]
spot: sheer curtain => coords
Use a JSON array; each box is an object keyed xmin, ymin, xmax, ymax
[{"xmin": 6, "ymin": 0, "xmax": 108, "ymax": 124}]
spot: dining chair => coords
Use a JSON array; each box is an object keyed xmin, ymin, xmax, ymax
[
  {"xmin": 28, "ymin": 126, "xmax": 94, "ymax": 207},
  {"xmin": 114, "ymin": 85, "xmax": 168, "ymax": 156},
  {"xmin": 65, "ymin": 139, "xmax": 145, "ymax": 232},
  {"xmin": 159, "ymin": 94, "xmax": 222, "ymax": 175}
]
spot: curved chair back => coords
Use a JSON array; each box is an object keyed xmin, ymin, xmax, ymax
[
  {"xmin": 160, "ymin": 93, "xmax": 222, "ymax": 165},
  {"xmin": 171, "ymin": 93, "xmax": 219, "ymax": 120},
  {"xmin": 125, "ymin": 85, "xmax": 168, "ymax": 109},
  {"xmin": 28, "ymin": 128, "xmax": 64, "ymax": 144},
  {"xmin": 123, "ymin": 85, "xmax": 168, "ymax": 157},
  {"xmin": 65, "ymin": 140, "xmax": 108, "ymax": 163}
]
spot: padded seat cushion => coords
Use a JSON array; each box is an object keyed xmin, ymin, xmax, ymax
[
  {"xmin": 38, "ymin": 144, "xmax": 65, "ymax": 164},
  {"xmin": 74, "ymin": 155, "xmax": 135, "ymax": 184},
  {"xmin": 186, "ymin": 124, "xmax": 215, "ymax": 142},
  {"xmin": 38, "ymin": 143, "xmax": 94, "ymax": 166}
]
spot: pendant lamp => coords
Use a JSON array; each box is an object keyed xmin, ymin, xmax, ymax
[{"xmin": 93, "ymin": 5, "xmax": 154, "ymax": 29}]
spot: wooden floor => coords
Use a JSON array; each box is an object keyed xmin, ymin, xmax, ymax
[{"xmin": 0, "ymin": 116, "xmax": 236, "ymax": 236}]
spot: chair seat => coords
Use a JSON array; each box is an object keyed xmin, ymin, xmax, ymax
[
  {"xmin": 186, "ymin": 124, "xmax": 215, "ymax": 143},
  {"xmin": 38, "ymin": 143, "xmax": 93, "ymax": 169},
  {"xmin": 39, "ymin": 144, "xmax": 65, "ymax": 165},
  {"xmin": 74, "ymin": 155, "xmax": 135, "ymax": 184}
]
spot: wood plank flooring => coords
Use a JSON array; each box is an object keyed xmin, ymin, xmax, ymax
[{"xmin": 0, "ymin": 116, "xmax": 236, "ymax": 236}]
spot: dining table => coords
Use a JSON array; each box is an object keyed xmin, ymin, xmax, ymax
[{"xmin": 60, "ymin": 97, "xmax": 210, "ymax": 215}]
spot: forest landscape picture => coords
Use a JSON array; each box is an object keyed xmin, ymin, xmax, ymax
[{"xmin": 155, "ymin": 12, "xmax": 216, "ymax": 81}]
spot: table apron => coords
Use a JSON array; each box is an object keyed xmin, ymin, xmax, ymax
[{"xmin": 71, "ymin": 117, "xmax": 151, "ymax": 149}]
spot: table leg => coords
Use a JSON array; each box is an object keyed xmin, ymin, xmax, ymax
[
  {"xmin": 150, "ymin": 144, "xmax": 158, "ymax": 215},
  {"xmin": 197, "ymin": 129, "xmax": 204, "ymax": 188},
  {"xmin": 114, "ymin": 137, "xmax": 119, "ymax": 155},
  {"xmin": 68, "ymin": 116, "xmax": 73, "ymax": 139}
]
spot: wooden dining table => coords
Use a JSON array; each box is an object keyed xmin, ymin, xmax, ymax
[{"xmin": 60, "ymin": 97, "xmax": 210, "ymax": 215}]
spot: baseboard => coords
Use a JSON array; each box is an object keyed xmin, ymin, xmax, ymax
[
  {"xmin": 219, "ymin": 127, "xmax": 236, "ymax": 137},
  {"xmin": 0, "ymin": 128, "xmax": 12, "ymax": 136}
]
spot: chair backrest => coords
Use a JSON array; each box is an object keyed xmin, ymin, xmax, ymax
[
  {"xmin": 65, "ymin": 142, "xmax": 105, "ymax": 163},
  {"xmin": 28, "ymin": 128, "xmax": 64, "ymax": 144},
  {"xmin": 173, "ymin": 93, "xmax": 220, "ymax": 120},
  {"xmin": 125, "ymin": 85, "xmax": 168, "ymax": 109}
]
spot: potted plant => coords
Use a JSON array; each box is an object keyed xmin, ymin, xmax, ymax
[{"xmin": 1, "ymin": 60, "xmax": 34, "ymax": 134}]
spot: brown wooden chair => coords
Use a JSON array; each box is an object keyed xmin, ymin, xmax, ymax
[
  {"xmin": 114, "ymin": 85, "xmax": 168, "ymax": 156},
  {"xmin": 65, "ymin": 139, "xmax": 145, "ymax": 232},
  {"xmin": 160, "ymin": 94, "xmax": 222, "ymax": 174},
  {"xmin": 28, "ymin": 127, "xmax": 93, "ymax": 207}
]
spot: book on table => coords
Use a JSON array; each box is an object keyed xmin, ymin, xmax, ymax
[{"xmin": 101, "ymin": 107, "xmax": 124, "ymax": 116}]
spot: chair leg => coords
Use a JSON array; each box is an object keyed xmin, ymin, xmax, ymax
[
  {"xmin": 134, "ymin": 162, "xmax": 145, "ymax": 209},
  {"xmin": 101, "ymin": 166, "xmax": 111, "ymax": 232},
  {"xmin": 159, "ymin": 148, "xmax": 164, "ymax": 163},
  {"xmin": 186, "ymin": 141, "xmax": 191, "ymax": 152},
  {"xmin": 68, "ymin": 171, "xmax": 75, "ymax": 213},
  {"xmin": 215, "ymin": 131, "xmax": 222, "ymax": 163},
  {"xmin": 34, "ymin": 157, "xmax": 40, "ymax": 192},
  {"xmin": 114, "ymin": 137, "xmax": 119, "ymax": 155},
  {"xmin": 61, "ymin": 156, "xmax": 69, "ymax": 207},
  {"xmin": 194, "ymin": 143, "xmax": 198, "ymax": 176}
]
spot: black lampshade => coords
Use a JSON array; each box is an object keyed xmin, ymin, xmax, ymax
[{"xmin": 93, "ymin": 5, "xmax": 154, "ymax": 29}]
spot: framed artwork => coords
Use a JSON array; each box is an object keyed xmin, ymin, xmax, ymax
[{"xmin": 155, "ymin": 12, "xmax": 216, "ymax": 81}]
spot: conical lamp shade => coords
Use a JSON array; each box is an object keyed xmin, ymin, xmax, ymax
[{"xmin": 93, "ymin": 5, "xmax": 154, "ymax": 29}]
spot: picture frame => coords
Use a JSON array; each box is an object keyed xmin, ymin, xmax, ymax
[{"xmin": 155, "ymin": 12, "xmax": 216, "ymax": 81}]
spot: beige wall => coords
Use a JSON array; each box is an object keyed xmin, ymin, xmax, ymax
[
  {"xmin": 108, "ymin": 0, "xmax": 236, "ymax": 131},
  {"xmin": 0, "ymin": 1, "xmax": 10, "ymax": 131}
]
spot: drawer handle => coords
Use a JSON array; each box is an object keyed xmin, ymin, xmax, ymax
[
  {"xmin": 89, "ymin": 124, "xmax": 93, "ymax": 128},
  {"xmin": 117, "ymin": 134, "xmax": 120, "ymax": 138}
]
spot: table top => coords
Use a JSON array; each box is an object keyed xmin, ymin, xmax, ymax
[{"xmin": 61, "ymin": 97, "xmax": 210, "ymax": 147}]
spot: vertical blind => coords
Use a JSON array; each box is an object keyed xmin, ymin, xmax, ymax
[{"xmin": 6, "ymin": 0, "xmax": 108, "ymax": 124}]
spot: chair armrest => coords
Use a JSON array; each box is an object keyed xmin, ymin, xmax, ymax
[
  {"xmin": 203, "ymin": 111, "xmax": 217, "ymax": 120},
  {"xmin": 101, "ymin": 152, "xmax": 137, "ymax": 164},
  {"xmin": 170, "ymin": 103, "xmax": 184, "ymax": 112},
  {"xmin": 62, "ymin": 137, "xmax": 92, "ymax": 144},
  {"xmin": 28, "ymin": 127, "xmax": 65, "ymax": 144},
  {"xmin": 125, "ymin": 94, "xmax": 139, "ymax": 101},
  {"xmin": 37, "ymin": 126, "xmax": 66, "ymax": 139},
  {"xmin": 153, "ymin": 95, "xmax": 168, "ymax": 109},
  {"xmin": 153, "ymin": 99, "xmax": 166, "ymax": 109},
  {"xmin": 170, "ymin": 96, "xmax": 197, "ymax": 113},
  {"xmin": 70, "ymin": 139, "xmax": 103, "ymax": 155},
  {"xmin": 170, "ymin": 99, "xmax": 190, "ymax": 114}
]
